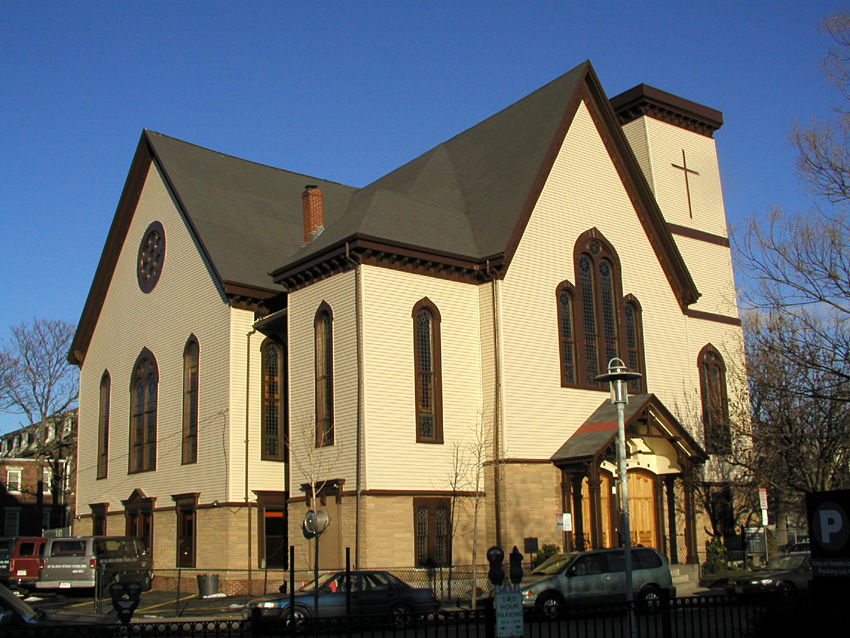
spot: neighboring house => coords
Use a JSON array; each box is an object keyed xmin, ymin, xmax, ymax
[
  {"xmin": 69, "ymin": 61, "xmax": 745, "ymax": 581},
  {"xmin": 0, "ymin": 412, "xmax": 77, "ymax": 536}
]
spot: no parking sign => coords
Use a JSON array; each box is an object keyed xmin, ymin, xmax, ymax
[{"xmin": 807, "ymin": 490, "xmax": 850, "ymax": 578}]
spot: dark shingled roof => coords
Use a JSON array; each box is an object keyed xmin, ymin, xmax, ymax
[
  {"xmin": 145, "ymin": 132, "xmax": 358, "ymax": 291},
  {"xmin": 285, "ymin": 63, "xmax": 587, "ymax": 265},
  {"xmin": 70, "ymin": 59, "xmax": 707, "ymax": 365}
]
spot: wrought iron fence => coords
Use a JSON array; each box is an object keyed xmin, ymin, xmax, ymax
[{"xmin": 20, "ymin": 589, "xmax": 843, "ymax": 638}]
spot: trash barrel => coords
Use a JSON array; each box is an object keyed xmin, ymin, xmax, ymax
[{"xmin": 197, "ymin": 574, "xmax": 219, "ymax": 597}]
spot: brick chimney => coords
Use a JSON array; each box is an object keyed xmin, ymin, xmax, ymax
[{"xmin": 302, "ymin": 185, "xmax": 324, "ymax": 244}]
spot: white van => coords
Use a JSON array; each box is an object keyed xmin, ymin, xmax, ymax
[{"xmin": 36, "ymin": 537, "xmax": 152, "ymax": 591}]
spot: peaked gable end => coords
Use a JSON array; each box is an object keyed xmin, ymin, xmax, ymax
[{"xmin": 501, "ymin": 64, "xmax": 700, "ymax": 311}]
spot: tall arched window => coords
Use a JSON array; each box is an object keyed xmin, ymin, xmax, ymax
[
  {"xmin": 573, "ymin": 229, "xmax": 627, "ymax": 388},
  {"xmin": 262, "ymin": 338, "xmax": 285, "ymax": 461},
  {"xmin": 129, "ymin": 350, "xmax": 158, "ymax": 473},
  {"xmin": 556, "ymin": 282, "xmax": 577, "ymax": 386},
  {"xmin": 699, "ymin": 344, "xmax": 730, "ymax": 454},
  {"xmin": 315, "ymin": 303, "xmax": 334, "ymax": 447},
  {"xmin": 623, "ymin": 295, "xmax": 646, "ymax": 393},
  {"xmin": 97, "ymin": 372, "xmax": 110, "ymax": 479},
  {"xmin": 182, "ymin": 337, "xmax": 199, "ymax": 464},
  {"xmin": 413, "ymin": 298, "xmax": 443, "ymax": 443}
]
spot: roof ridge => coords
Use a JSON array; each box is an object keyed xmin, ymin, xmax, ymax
[{"xmin": 143, "ymin": 129, "xmax": 357, "ymax": 190}]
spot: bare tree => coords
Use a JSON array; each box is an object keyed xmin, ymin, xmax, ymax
[
  {"xmin": 736, "ymin": 12, "xmax": 850, "ymax": 401},
  {"xmin": 286, "ymin": 412, "xmax": 341, "ymax": 571},
  {"xmin": 740, "ymin": 312, "xmax": 850, "ymax": 496},
  {"xmin": 0, "ymin": 318, "xmax": 78, "ymax": 426},
  {"xmin": 0, "ymin": 318, "xmax": 78, "ymax": 530},
  {"xmin": 732, "ymin": 12, "xmax": 850, "ymax": 523},
  {"xmin": 444, "ymin": 412, "xmax": 495, "ymax": 610}
]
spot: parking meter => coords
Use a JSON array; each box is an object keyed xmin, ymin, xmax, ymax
[
  {"xmin": 487, "ymin": 546, "xmax": 505, "ymax": 588},
  {"xmin": 110, "ymin": 581, "xmax": 142, "ymax": 624},
  {"xmin": 509, "ymin": 546, "xmax": 524, "ymax": 587}
]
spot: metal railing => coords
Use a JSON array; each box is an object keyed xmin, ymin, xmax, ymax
[{"xmin": 20, "ymin": 590, "xmax": 842, "ymax": 638}]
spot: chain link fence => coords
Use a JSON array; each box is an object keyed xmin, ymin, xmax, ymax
[{"xmin": 147, "ymin": 563, "xmax": 531, "ymax": 602}]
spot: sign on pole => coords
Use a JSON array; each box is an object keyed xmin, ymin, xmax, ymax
[
  {"xmin": 494, "ymin": 590, "xmax": 524, "ymax": 638},
  {"xmin": 807, "ymin": 490, "xmax": 850, "ymax": 579}
]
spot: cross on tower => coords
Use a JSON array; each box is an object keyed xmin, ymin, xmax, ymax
[{"xmin": 671, "ymin": 150, "xmax": 699, "ymax": 219}]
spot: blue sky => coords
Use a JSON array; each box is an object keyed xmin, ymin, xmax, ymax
[{"xmin": 0, "ymin": 1, "xmax": 844, "ymax": 432}]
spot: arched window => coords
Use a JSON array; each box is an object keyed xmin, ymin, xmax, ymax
[
  {"xmin": 262, "ymin": 338, "xmax": 285, "ymax": 461},
  {"xmin": 97, "ymin": 372, "xmax": 110, "ymax": 479},
  {"xmin": 623, "ymin": 295, "xmax": 646, "ymax": 393},
  {"xmin": 573, "ymin": 229, "xmax": 627, "ymax": 388},
  {"xmin": 556, "ymin": 282, "xmax": 577, "ymax": 386},
  {"xmin": 315, "ymin": 303, "xmax": 334, "ymax": 447},
  {"xmin": 413, "ymin": 298, "xmax": 443, "ymax": 443},
  {"xmin": 129, "ymin": 350, "xmax": 158, "ymax": 473},
  {"xmin": 182, "ymin": 337, "xmax": 199, "ymax": 464},
  {"xmin": 699, "ymin": 344, "xmax": 730, "ymax": 454}
]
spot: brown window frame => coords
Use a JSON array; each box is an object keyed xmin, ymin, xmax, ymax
[
  {"xmin": 556, "ymin": 282, "xmax": 578, "ymax": 387},
  {"xmin": 261, "ymin": 338, "xmax": 285, "ymax": 461},
  {"xmin": 412, "ymin": 298, "xmax": 443, "ymax": 444},
  {"xmin": 699, "ymin": 343, "xmax": 731, "ymax": 454},
  {"xmin": 97, "ymin": 371, "xmax": 110, "ymax": 479},
  {"xmin": 182, "ymin": 336, "xmax": 199, "ymax": 465},
  {"xmin": 315, "ymin": 303, "xmax": 334, "ymax": 448},
  {"xmin": 413, "ymin": 497, "xmax": 451, "ymax": 567},
  {"xmin": 123, "ymin": 491, "xmax": 154, "ymax": 553},
  {"xmin": 90, "ymin": 503, "xmax": 108, "ymax": 536},
  {"xmin": 623, "ymin": 294, "xmax": 646, "ymax": 393},
  {"xmin": 571, "ymin": 229, "xmax": 646, "ymax": 389},
  {"xmin": 173, "ymin": 493, "xmax": 198, "ymax": 568},
  {"xmin": 129, "ymin": 349, "xmax": 158, "ymax": 474}
]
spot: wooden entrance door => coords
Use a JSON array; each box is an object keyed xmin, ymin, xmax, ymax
[{"xmin": 628, "ymin": 471, "xmax": 657, "ymax": 547}]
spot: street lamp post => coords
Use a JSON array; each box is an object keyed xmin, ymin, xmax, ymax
[{"xmin": 595, "ymin": 358, "xmax": 642, "ymax": 638}]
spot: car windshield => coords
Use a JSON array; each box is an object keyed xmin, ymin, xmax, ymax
[
  {"xmin": 296, "ymin": 572, "xmax": 339, "ymax": 592},
  {"xmin": 766, "ymin": 554, "xmax": 807, "ymax": 571},
  {"xmin": 532, "ymin": 553, "xmax": 577, "ymax": 575}
]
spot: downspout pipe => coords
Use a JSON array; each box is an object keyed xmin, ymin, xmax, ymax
[
  {"xmin": 345, "ymin": 242, "xmax": 364, "ymax": 567},
  {"xmin": 486, "ymin": 260, "xmax": 503, "ymax": 547},
  {"xmin": 246, "ymin": 327, "xmax": 257, "ymax": 583}
]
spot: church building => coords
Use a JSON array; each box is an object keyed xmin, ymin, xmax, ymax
[{"xmin": 70, "ymin": 60, "xmax": 744, "ymax": 584}]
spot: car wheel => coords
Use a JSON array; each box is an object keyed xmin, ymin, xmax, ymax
[
  {"xmin": 390, "ymin": 603, "xmax": 413, "ymax": 627},
  {"xmin": 778, "ymin": 582, "xmax": 795, "ymax": 593},
  {"xmin": 536, "ymin": 592, "xmax": 563, "ymax": 619},
  {"xmin": 638, "ymin": 585, "xmax": 662, "ymax": 612},
  {"xmin": 284, "ymin": 606, "xmax": 310, "ymax": 632}
]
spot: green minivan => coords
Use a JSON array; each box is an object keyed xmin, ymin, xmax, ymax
[{"xmin": 521, "ymin": 547, "xmax": 675, "ymax": 614}]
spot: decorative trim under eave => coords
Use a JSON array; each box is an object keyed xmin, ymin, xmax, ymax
[
  {"xmin": 222, "ymin": 281, "xmax": 285, "ymax": 315},
  {"xmin": 610, "ymin": 84, "xmax": 724, "ymax": 138},
  {"xmin": 275, "ymin": 238, "xmax": 507, "ymax": 291}
]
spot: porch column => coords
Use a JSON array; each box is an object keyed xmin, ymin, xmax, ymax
[
  {"xmin": 587, "ymin": 463, "xmax": 603, "ymax": 549},
  {"xmin": 653, "ymin": 475, "xmax": 666, "ymax": 555},
  {"xmin": 682, "ymin": 467, "xmax": 698, "ymax": 564},
  {"xmin": 664, "ymin": 475, "xmax": 679, "ymax": 564},
  {"xmin": 561, "ymin": 472, "xmax": 574, "ymax": 552},
  {"xmin": 571, "ymin": 473, "xmax": 586, "ymax": 551}
]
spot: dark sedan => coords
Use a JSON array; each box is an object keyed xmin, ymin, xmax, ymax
[
  {"xmin": 244, "ymin": 570, "xmax": 438, "ymax": 625},
  {"xmin": 725, "ymin": 552, "xmax": 811, "ymax": 593}
]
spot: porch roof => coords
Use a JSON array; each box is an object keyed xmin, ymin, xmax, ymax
[{"xmin": 550, "ymin": 393, "xmax": 707, "ymax": 468}]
